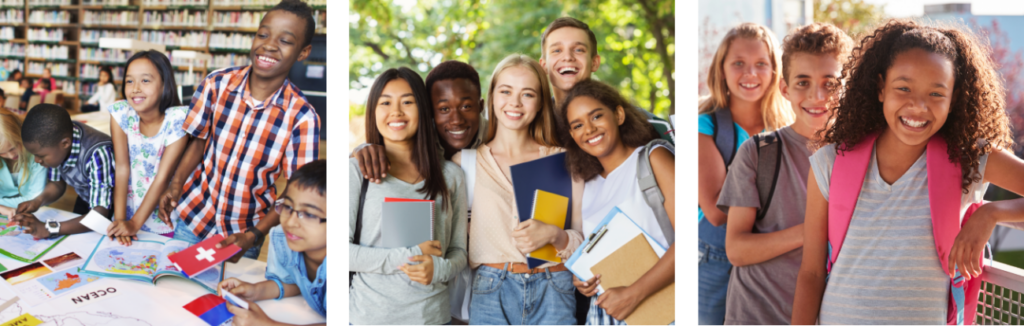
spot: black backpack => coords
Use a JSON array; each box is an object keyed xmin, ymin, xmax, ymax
[
  {"xmin": 711, "ymin": 109, "xmax": 783, "ymax": 232},
  {"xmin": 350, "ymin": 178, "xmax": 370, "ymax": 293}
]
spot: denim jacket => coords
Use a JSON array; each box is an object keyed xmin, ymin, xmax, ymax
[{"xmin": 265, "ymin": 225, "xmax": 326, "ymax": 316}]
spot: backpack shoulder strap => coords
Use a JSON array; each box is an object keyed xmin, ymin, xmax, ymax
[
  {"xmin": 637, "ymin": 139, "xmax": 675, "ymax": 245},
  {"xmin": 926, "ymin": 135, "xmax": 962, "ymax": 275},
  {"xmin": 461, "ymin": 149, "xmax": 477, "ymax": 209},
  {"xmin": 827, "ymin": 132, "xmax": 879, "ymax": 273},
  {"xmin": 712, "ymin": 109, "xmax": 737, "ymax": 168},
  {"xmin": 351, "ymin": 178, "xmax": 370, "ymax": 286},
  {"xmin": 754, "ymin": 131, "xmax": 784, "ymax": 225}
]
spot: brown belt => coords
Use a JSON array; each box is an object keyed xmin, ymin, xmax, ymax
[{"xmin": 481, "ymin": 262, "xmax": 568, "ymax": 274}]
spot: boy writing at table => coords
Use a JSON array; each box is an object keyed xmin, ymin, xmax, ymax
[
  {"xmin": 219, "ymin": 159, "xmax": 326, "ymax": 325},
  {"xmin": 158, "ymin": 0, "xmax": 320, "ymax": 257}
]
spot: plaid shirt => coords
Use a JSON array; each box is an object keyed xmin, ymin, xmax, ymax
[
  {"xmin": 177, "ymin": 65, "xmax": 320, "ymax": 239},
  {"xmin": 48, "ymin": 125, "xmax": 114, "ymax": 209}
]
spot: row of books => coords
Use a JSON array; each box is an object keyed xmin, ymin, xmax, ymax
[
  {"xmin": 0, "ymin": 0, "xmax": 19, "ymax": 6},
  {"xmin": 27, "ymin": 28, "xmax": 63, "ymax": 42},
  {"xmin": 0, "ymin": 10, "xmax": 23, "ymax": 24},
  {"xmin": 209, "ymin": 32, "xmax": 250, "ymax": 49},
  {"xmin": 141, "ymin": 0, "xmax": 207, "ymax": 5},
  {"xmin": 0, "ymin": 43, "xmax": 23, "ymax": 57},
  {"xmin": 1, "ymin": 59, "xmax": 22, "ymax": 73},
  {"xmin": 80, "ymin": 63, "xmax": 123, "ymax": 80},
  {"xmin": 27, "ymin": 61, "xmax": 69, "ymax": 76},
  {"xmin": 26, "ymin": 44, "xmax": 68, "ymax": 59},
  {"xmin": 28, "ymin": 0, "xmax": 72, "ymax": 5},
  {"xmin": 213, "ymin": 0, "xmax": 324, "ymax": 5},
  {"xmin": 80, "ymin": 29, "xmax": 137, "ymax": 44},
  {"xmin": 169, "ymin": 54, "xmax": 207, "ymax": 68},
  {"xmin": 143, "ymin": 9, "xmax": 206, "ymax": 27},
  {"xmin": 174, "ymin": 70, "xmax": 201, "ymax": 86},
  {"xmin": 212, "ymin": 11, "xmax": 262, "ymax": 28},
  {"xmin": 79, "ymin": 47, "xmax": 132, "ymax": 62},
  {"xmin": 28, "ymin": 10, "xmax": 70, "ymax": 25},
  {"xmin": 82, "ymin": 11, "xmax": 138, "ymax": 26},
  {"xmin": 141, "ymin": 30, "xmax": 208, "ymax": 47},
  {"xmin": 81, "ymin": 0, "xmax": 131, "ymax": 5},
  {"xmin": 0, "ymin": 27, "xmax": 12, "ymax": 40},
  {"xmin": 208, "ymin": 53, "xmax": 248, "ymax": 68}
]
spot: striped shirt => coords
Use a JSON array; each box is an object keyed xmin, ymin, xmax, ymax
[
  {"xmin": 48, "ymin": 125, "xmax": 114, "ymax": 209},
  {"xmin": 810, "ymin": 143, "xmax": 989, "ymax": 325},
  {"xmin": 177, "ymin": 65, "xmax": 320, "ymax": 239}
]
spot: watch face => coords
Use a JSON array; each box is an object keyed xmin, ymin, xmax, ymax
[{"xmin": 47, "ymin": 221, "xmax": 58, "ymax": 228}]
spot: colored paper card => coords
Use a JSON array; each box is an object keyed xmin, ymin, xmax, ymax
[
  {"xmin": 79, "ymin": 210, "xmax": 111, "ymax": 235},
  {"xmin": 0, "ymin": 313, "xmax": 42, "ymax": 326},
  {"xmin": 528, "ymin": 190, "xmax": 568, "ymax": 264},
  {"xmin": 167, "ymin": 234, "xmax": 241, "ymax": 278},
  {"xmin": 591, "ymin": 234, "xmax": 675, "ymax": 325},
  {"xmin": 183, "ymin": 294, "xmax": 233, "ymax": 326},
  {"xmin": 221, "ymin": 289, "xmax": 249, "ymax": 310}
]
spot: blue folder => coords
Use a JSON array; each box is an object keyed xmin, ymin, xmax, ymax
[{"xmin": 510, "ymin": 152, "xmax": 573, "ymax": 268}]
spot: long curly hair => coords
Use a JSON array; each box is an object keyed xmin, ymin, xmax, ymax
[{"xmin": 821, "ymin": 19, "xmax": 1014, "ymax": 193}]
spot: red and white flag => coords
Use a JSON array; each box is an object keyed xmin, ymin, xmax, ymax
[{"xmin": 168, "ymin": 234, "xmax": 241, "ymax": 278}]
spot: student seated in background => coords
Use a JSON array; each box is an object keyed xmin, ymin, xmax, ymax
[
  {"xmin": 9, "ymin": 104, "xmax": 114, "ymax": 239},
  {"xmin": 19, "ymin": 78, "xmax": 49, "ymax": 111},
  {"xmin": 82, "ymin": 66, "xmax": 117, "ymax": 113},
  {"xmin": 158, "ymin": 0, "xmax": 320, "ymax": 259},
  {"xmin": 0, "ymin": 109, "xmax": 46, "ymax": 216},
  {"xmin": 351, "ymin": 60, "xmax": 486, "ymax": 183},
  {"xmin": 7, "ymin": 70, "xmax": 21, "ymax": 82},
  {"xmin": 34, "ymin": 68, "xmax": 56, "ymax": 92},
  {"xmin": 220, "ymin": 159, "xmax": 327, "ymax": 326},
  {"xmin": 349, "ymin": 67, "xmax": 467, "ymax": 325},
  {"xmin": 716, "ymin": 23, "xmax": 852, "ymax": 325}
]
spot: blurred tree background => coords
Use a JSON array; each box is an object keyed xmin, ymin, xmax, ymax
[
  {"xmin": 812, "ymin": 0, "xmax": 886, "ymax": 39},
  {"xmin": 349, "ymin": 0, "xmax": 675, "ymax": 121}
]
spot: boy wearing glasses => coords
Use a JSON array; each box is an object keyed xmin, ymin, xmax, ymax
[{"xmin": 218, "ymin": 160, "xmax": 326, "ymax": 325}]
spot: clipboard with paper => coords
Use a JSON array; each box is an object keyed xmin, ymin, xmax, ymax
[{"xmin": 565, "ymin": 206, "xmax": 667, "ymax": 294}]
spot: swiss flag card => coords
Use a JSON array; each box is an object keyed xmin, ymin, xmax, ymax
[{"xmin": 168, "ymin": 234, "xmax": 242, "ymax": 278}]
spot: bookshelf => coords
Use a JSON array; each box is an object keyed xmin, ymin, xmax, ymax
[{"xmin": 1, "ymin": 0, "xmax": 327, "ymax": 110}]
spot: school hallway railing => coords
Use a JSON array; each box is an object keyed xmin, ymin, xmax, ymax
[{"xmin": 976, "ymin": 222, "xmax": 1024, "ymax": 325}]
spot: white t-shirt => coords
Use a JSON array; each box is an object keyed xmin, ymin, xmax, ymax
[
  {"xmin": 581, "ymin": 145, "xmax": 672, "ymax": 249},
  {"xmin": 88, "ymin": 83, "xmax": 117, "ymax": 112}
]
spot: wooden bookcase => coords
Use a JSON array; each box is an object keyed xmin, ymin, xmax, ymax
[{"xmin": 0, "ymin": 0, "xmax": 327, "ymax": 111}]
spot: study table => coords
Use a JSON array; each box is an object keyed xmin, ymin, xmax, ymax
[{"xmin": 0, "ymin": 207, "xmax": 326, "ymax": 326}]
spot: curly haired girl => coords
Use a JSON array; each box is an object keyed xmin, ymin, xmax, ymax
[{"xmin": 792, "ymin": 19, "xmax": 1024, "ymax": 324}]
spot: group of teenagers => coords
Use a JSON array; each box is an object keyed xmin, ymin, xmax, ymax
[
  {"xmin": 698, "ymin": 19, "xmax": 1024, "ymax": 325},
  {"xmin": 348, "ymin": 17, "xmax": 677, "ymax": 325},
  {"xmin": 0, "ymin": 1, "xmax": 327, "ymax": 325}
]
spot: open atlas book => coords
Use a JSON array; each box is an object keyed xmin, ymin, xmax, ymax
[
  {"xmin": 0, "ymin": 208, "xmax": 75, "ymax": 262},
  {"xmin": 81, "ymin": 231, "xmax": 223, "ymax": 293}
]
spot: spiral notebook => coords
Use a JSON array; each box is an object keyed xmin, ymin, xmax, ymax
[{"xmin": 381, "ymin": 198, "xmax": 434, "ymax": 248}]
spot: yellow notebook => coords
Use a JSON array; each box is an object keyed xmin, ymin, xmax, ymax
[{"xmin": 529, "ymin": 190, "xmax": 569, "ymax": 263}]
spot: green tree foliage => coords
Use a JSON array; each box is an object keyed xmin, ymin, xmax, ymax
[
  {"xmin": 350, "ymin": 0, "xmax": 675, "ymax": 118},
  {"xmin": 813, "ymin": 0, "xmax": 887, "ymax": 39}
]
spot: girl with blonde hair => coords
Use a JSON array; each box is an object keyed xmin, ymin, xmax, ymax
[
  {"xmin": 697, "ymin": 22, "xmax": 793, "ymax": 324},
  {"xmin": 0, "ymin": 109, "xmax": 45, "ymax": 216},
  {"xmin": 452, "ymin": 54, "xmax": 585, "ymax": 324}
]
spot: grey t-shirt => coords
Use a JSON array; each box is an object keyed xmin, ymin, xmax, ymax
[
  {"xmin": 349, "ymin": 158, "xmax": 469, "ymax": 325},
  {"xmin": 716, "ymin": 126, "xmax": 812, "ymax": 325}
]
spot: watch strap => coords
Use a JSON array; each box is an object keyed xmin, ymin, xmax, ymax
[{"xmin": 247, "ymin": 227, "xmax": 265, "ymax": 242}]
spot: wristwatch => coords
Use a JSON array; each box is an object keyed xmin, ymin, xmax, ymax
[
  {"xmin": 44, "ymin": 219, "xmax": 60, "ymax": 235},
  {"xmin": 246, "ymin": 227, "xmax": 265, "ymax": 244}
]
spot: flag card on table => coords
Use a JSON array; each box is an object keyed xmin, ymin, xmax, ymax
[
  {"xmin": 510, "ymin": 152, "xmax": 573, "ymax": 268},
  {"xmin": 167, "ymin": 234, "xmax": 241, "ymax": 278},
  {"xmin": 183, "ymin": 293, "xmax": 233, "ymax": 326},
  {"xmin": 380, "ymin": 198, "xmax": 434, "ymax": 249}
]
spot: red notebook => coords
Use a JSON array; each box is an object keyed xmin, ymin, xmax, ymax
[{"xmin": 168, "ymin": 234, "xmax": 242, "ymax": 278}]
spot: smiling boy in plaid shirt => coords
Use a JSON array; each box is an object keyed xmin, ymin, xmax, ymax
[{"xmin": 159, "ymin": 0, "xmax": 320, "ymax": 261}]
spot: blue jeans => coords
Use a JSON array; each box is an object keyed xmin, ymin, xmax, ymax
[
  {"xmin": 172, "ymin": 220, "xmax": 262, "ymax": 259},
  {"xmin": 469, "ymin": 264, "xmax": 576, "ymax": 325},
  {"xmin": 698, "ymin": 239, "xmax": 730, "ymax": 325},
  {"xmin": 589, "ymin": 297, "xmax": 675, "ymax": 323}
]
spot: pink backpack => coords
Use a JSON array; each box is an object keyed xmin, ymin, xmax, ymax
[{"xmin": 828, "ymin": 132, "xmax": 985, "ymax": 325}]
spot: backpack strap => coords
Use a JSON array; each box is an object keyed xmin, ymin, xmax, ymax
[
  {"xmin": 461, "ymin": 149, "xmax": 477, "ymax": 210},
  {"xmin": 712, "ymin": 109, "xmax": 737, "ymax": 168},
  {"xmin": 637, "ymin": 139, "xmax": 675, "ymax": 245},
  {"xmin": 752, "ymin": 131, "xmax": 784, "ymax": 232},
  {"xmin": 827, "ymin": 132, "xmax": 879, "ymax": 273},
  {"xmin": 350, "ymin": 178, "xmax": 370, "ymax": 287}
]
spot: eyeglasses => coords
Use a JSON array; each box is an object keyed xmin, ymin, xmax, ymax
[{"xmin": 275, "ymin": 199, "xmax": 326, "ymax": 225}]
